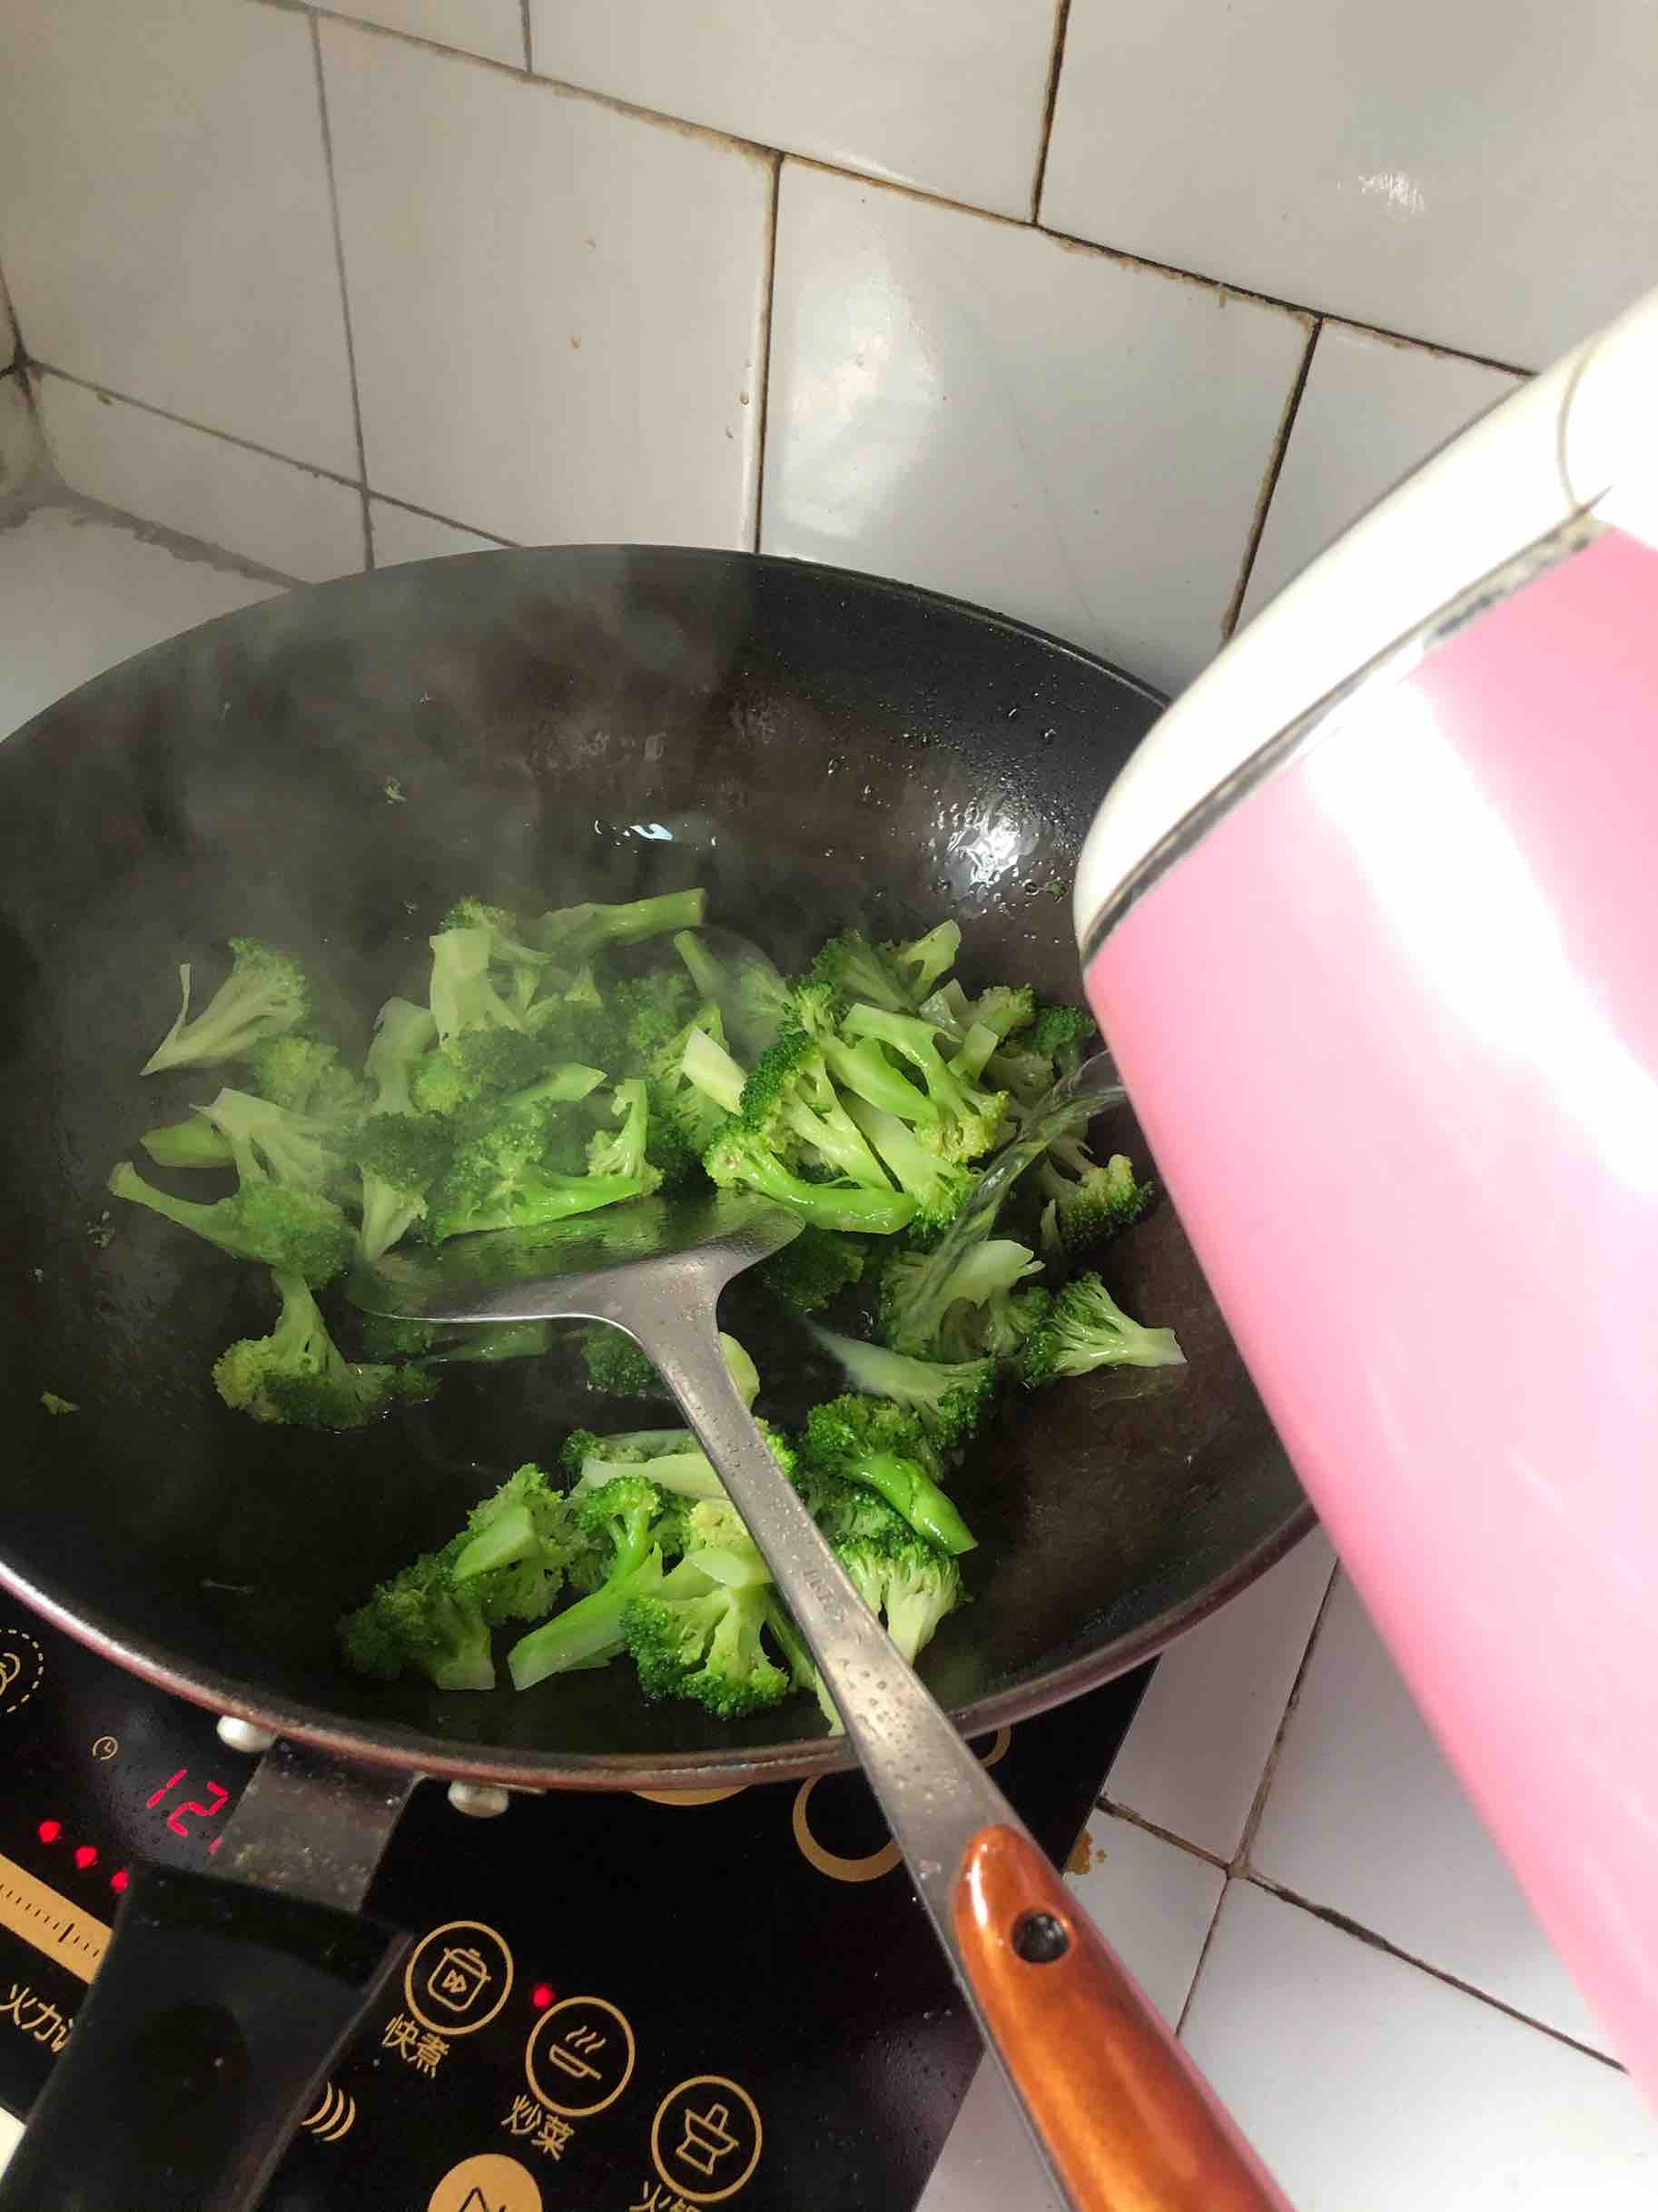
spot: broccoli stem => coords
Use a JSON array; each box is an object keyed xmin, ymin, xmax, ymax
[
  {"xmin": 682, "ymin": 1026, "xmax": 747, "ymax": 1115},
  {"xmin": 507, "ymin": 1552, "xmax": 663, "ymax": 1688},
  {"xmin": 816, "ymin": 1032, "xmax": 940, "ymax": 1126},
  {"xmin": 453, "ymin": 1502, "xmax": 538, "ymax": 1581},
  {"xmin": 845, "ymin": 1451, "xmax": 976, "ymax": 1555},
  {"xmin": 140, "ymin": 1119, "xmax": 236, "ymax": 1170},
  {"xmin": 724, "ymin": 1146, "xmax": 917, "ymax": 1235},
  {"xmin": 781, "ymin": 1098, "xmax": 890, "ymax": 1189}
]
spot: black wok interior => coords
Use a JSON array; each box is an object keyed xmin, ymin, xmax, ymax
[{"xmin": 0, "ymin": 546, "xmax": 1306, "ymax": 1785}]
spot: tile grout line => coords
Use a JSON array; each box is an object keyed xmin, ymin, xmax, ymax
[
  {"xmin": 261, "ymin": 0, "xmax": 1534, "ymax": 384},
  {"xmin": 24, "ymin": 482, "xmax": 306, "ymax": 591},
  {"xmin": 749, "ymin": 154, "xmax": 784, "ymax": 554},
  {"xmin": 32, "ymin": 364, "xmax": 364, "ymax": 490},
  {"xmin": 1218, "ymin": 315, "xmax": 1322, "ymax": 639},
  {"xmin": 1028, "ymin": 0, "xmax": 1073, "ymax": 224},
  {"xmin": 371, "ymin": 490, "xmax": 517, "ymax": 546},
  {"xmin": 1090, "ymin": 1796, "xmax": 1231, "ymax": 1874},
  {"xmin": 1170, "ymin": 1557, "xmax": 1339, "ymax": 2038},
  {"xmin": 519, "ymin": 0, "xmax": 533, "ymax": 74},
  {"xmin": 308, "ymin": 12, "xmax": 374, "ymax": 569},
  {"xmin": 1244, "ymin": 1871, "xmax": 1625, "ymax": 2071}
]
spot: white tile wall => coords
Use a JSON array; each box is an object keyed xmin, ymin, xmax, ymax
[
  {"xmin": 1041, "ymin": 0, "xmax": 1658, "ymax": 370},
  {"xmin": 530, "ymin": 0, "xmax": 1059, "ymax": 221},
  {"xmin": 1102, "ymin": 1528, "xmax": 1336, "ymax": 1859},
  {"xmin": 321, "ymin": 20, "xmax": 773, "ymax": 549},
  {"xmin": 36, "ymin": 377, "xmax": 365, "ymax": 584},
  {"xmin": 369, "ymin": 498, "xmax": 511, "ymax": 566},
  {"xmin": 1182, "ymin": 1882, "xmax": 1657, "ymax": 2212},
  {"xmin": 0, "ymin": 374, "xmax": 40, "ymax": 498},
  {"xmin": 1250, "ymin": 1575, "xmax": 1606, "ymax": 2049},
  {"xmin": 1239, "ymin": 324, "xmax": 1523, "ymax": 622},
  {"xmin": 1065, "ymin": 1811, "xmax": 1227, "ymax": 2024},
  {"xmin": 763, "ymin": 163, "xmax": 1309, "ymax": 693},
  {"xmin": 327, "ymin": 0, "xmax": 526, "ymax": 71},
  {"xmin": 0, "ymin": 0, "xmax": 358, "ymax": 475}
]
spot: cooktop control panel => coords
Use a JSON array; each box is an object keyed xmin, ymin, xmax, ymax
[{"xmin": 0, "ymin": 1608, "xmax": 1145, "ymax": 2211}]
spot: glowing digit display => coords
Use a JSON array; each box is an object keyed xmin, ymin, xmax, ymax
[{"xmin": 145, "ymin": 1769, "xmax": 230, "ymax": 1838}]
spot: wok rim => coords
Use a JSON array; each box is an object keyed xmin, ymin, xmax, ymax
[{"xmin": 4, "ymin": 540, "xmax": 1308, "ymax": 1793}]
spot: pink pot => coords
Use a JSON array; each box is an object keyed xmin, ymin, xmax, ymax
[{"xmin": 1076, "ymin": 290, "xmax": 1658, "ymax": 2095}]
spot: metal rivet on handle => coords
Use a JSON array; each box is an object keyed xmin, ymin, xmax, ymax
[
  {"xmin": 447, "ymin": 1780, "xmax": 512, "ymax": 1819},
  {"xmin": 216, "ymin": 1715, "xmax": 277, "ymax": 1755}
]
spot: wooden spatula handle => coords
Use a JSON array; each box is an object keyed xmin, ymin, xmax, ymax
[{"xmin": 954, "ymin": 1824, "xmax": 1291, "ymax": 2212}]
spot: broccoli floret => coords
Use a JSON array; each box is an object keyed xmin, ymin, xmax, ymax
[
  {"xmin": 1027, "ymin": 1002, "xmax": 1096, "ymax": 1065},
  {"xmin": 428, "ymin": 925, "xmax": 529, "ymax": 1045},
  {"xmin": 141, "ymin": 939, "xmax": 311, "ymax": 1076},
  {"xmin": 883, "ymin": 921, "xmax": 961, "ymax": 1002},
  {"xmin": 507, "ymin": 1476, "xmax": 683, "ymax": 1689},
  {"xmin": 878, "ymin": 1237, "xmax": 1042, "ymax": 1359},
  {"xmin": 842, "ymin": 1099, "xmax": 973, "ymax": 1240},
  {"xmin": 800, "ymin": 1397, "xmax": 976, "ymax": 1555},
  {"xmin": 350, "ymin": 1112, "xmax": 455, "ymax": 1260},
  {"xmin": 608, "ymin": 968, "xmax": 698, "ymax": 1071},
  {"xmin": 450, "ymin": 1462, "xmax": 577, "ymax": 1624},
  {"xmin": 835, "ymin": 1534, "xmax": 966, "ymax": 1666},
  {"xmin": 986, "ymin": 1002, "xmax": 1095, "ymax": 1108},
  {"xmin": 938, "ymin": 1282, "xmax": 1052, "ymax": 1367},
  {"xmin": 739, "ymin": 1025, "xmax": 891, "ymax": 1190},
  {"xmin": 673, "ymin": 929, "xmax": 793, "ymax": 1057},
  {"xmin": 364, "ymin": 998, "xmax": 439, "ymax": 1114},
  {"xmin": 212, "ymin": 1269, "xmax": 435, "ymax": 1428},
  {"xmin": 581, "ymin": 1328, "xmax": 662, "ymax": 1397},
  {"xmin": 793, "ymin": 986, "xmax": 940, "ymax": 1128},
  {"xmin": 755, "ymin": 1226, "xmax": 865, "ymax": 1314},
  {"xmin": 1017, "ymin": 1272, "xmax": 1185, "ymax": 1387},
  {"xmin": 623, "ymin": 1565, "xmax": 789, "ymax": 1717},
  {"xmin": 1037, "ymin": 1147, "xmax": 1157, "ymax": 1262},
  {"xmin": 794, "ymin": 1464, "xmax": 917, "ymax": 1549},
  {"xmin": 359, "ymin": 1313, "xmax": 552, "ymax": 1364},
  {"xmin": 967, "ymin": 984, "xmax": 1037, "ymax": 1042},
  {"xmin": 245, "ymin": 1034, "xmax": 341, "ymax": 1113},
  {"xmin": 108, "ymin": 1160, "xmax": 354, "ymax": 1283},
  {"xmin": 531, "ymin": 890, "xmax": 708, "ymax": 971},
  {"xmin": 426, "ymin": 1105, "xmax": 646, "ymax": 1240},
  {"xmin": 808, "ymin": 929, "xmax": 912, "ymax": 1013},
  {"xmin": 680, "ymin": 1023, "xmax": 749, "ymax": 1116},
  {"xmin": 807, "ymin": 1322, "xmax": 997, "ymax": 1452},
  {"xmin": 703, "ymin": 1123, "xmax": 916, "ymax": 1236},
  {"xmin": 646, "ymin": 1003, "xmax": 735, "ymax": 1174},
  {"xmin": 585, "ymin": 1079, "xmax": 661, "ymax": 1191},
  {"xmin": 340, "ymin": 1543, "xmax": 496, "ymax": 1691},
  {"xmin": 140, "ymin": 1118, "xmax": 235, "ymax": 1171},
  {"xmin": 195, "ymin": 1087, "xmax": 356, "ymax": 1200},
  {"xmin": 441, "ymin": 896, "xmax": 551, "ymax": 975},
  {"xmin": 842, "ymin": 1005, "xmax": 1009, "ymax": 1162}
]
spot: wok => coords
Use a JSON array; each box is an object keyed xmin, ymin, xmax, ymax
[{"xmin": 0, "ymin": 546, "xmax": 1308, "ymax": 2208}]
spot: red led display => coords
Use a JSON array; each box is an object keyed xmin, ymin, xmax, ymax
[
  {"xmin": 530, "ymin": 1984, "xmax": 555, "ymax": 2010},
  {"xmin": 110, "ymin": 1869, "xmax": 129, "ymax": 1893},
  {"xmin": 145, "ymin": 1768, "xmax": 230, "ymax": 1838},
  {"xmin": 36, "ymin": 1820, "xmax": 60, "ymax": 1844},
  {"xmin": 74, "ymin": 1844, "xmax": 97, "ymax": 1870}
]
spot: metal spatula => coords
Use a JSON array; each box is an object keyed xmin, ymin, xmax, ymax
[{"xmin": 351, "ymin": 1193, "xmax": 1287, "ymax": 2212}]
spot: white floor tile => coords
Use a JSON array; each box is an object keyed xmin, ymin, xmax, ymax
[
  {"xmin": 914, "ymin": 2059, "xmax": 1064, "ymax": 2212},
  {"xmin": 1182, "ymin": 1881, "xmax": 1658, "ymax": 2212},
  {"xmin": 1066, "ymin": 1812, "xmax": 1225, "ymax": 2026},
  {"xmin": 0, "ymin": 506, "xmax": 277, "ymax": 741},
  {"xmin": 0, "ymin": 2108, "xmax": 20, "ymax": 2177},
  {"xmin": 763, "ymin": 163, "xmax": 1308, "ymax": 695},
  {"xmin": 331, "ymin": 0, "xmax": 525, "ymax": 69},
  {"xmin": 370, "ymin": 498, "xmax": 510, "ymax": 566},
  {"xmin": 0, "ymin": 0, "xmax": 357, "ymax": 475},
  {"xmin": 38, "ymin": 379, "xmax": 365, "ymax": 586},
  {"xmin": 1040, "ymin": 0, "xmax": 1658, "ymax": 370},
  {"xmin": 1103, "ymin": 1528, "xmax": 1335, "ymax": 1860},
  {"xmin": 532, "ymin": 0, "xmax": 1058, "ymax": 221},
  {"xmin": 323, "ymin": 22, "xmax": 771, "ymax": 550},
  {"xmin": 1240, "ymin": 325, "xmax": 1522, "ymax": 625},
  {"xmin": 1249, "ymin": 1574, "xmax": 1605, "ymax": 2050}
]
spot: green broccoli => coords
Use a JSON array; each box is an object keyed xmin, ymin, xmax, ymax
[
  {"xmin": 450, "ymin": 1462, "xmax": 577, "ymax": 1623},
  {"xmin": 794, "ymin": 984, "xmax": 940, "ymax": 1127},
  {"xmin": 986, "ymin": 1001, "xmax": 1095, "ymax": 1107},
  {"xmin": 364, "ymin": 998, "xmax": 439, "ymax": 1114},
  {"xmin": 646, "ymin": 1004, "xmax": 735, "ymax": 1177},
  {"xmin": 755, "ymin": 1225, "xmax": 865, "ymax": 1314},
  {"xmin": 680, "ymin": 1022, "xmax": 749, "ymax": 1116},
  {"xmin": 581, "ymin": 1328, "xmax": 662, "ymax": 1397},
  {"xmin": 194, "ymin": 1087, "xmax": 355, "ymax": 1200},
  {"xmin": 608, "ymin": 968, "xmax": 699, "ymax": 1071},
  {"xmin": 350, "ymin": 1111, "xmax": 455, "ymax": 1260},
  {"xmin": 212, "ymin": 1270, "xmax": 435, "ymax": 1427},
  {"xmin": 428, "ymin": 924, "xmax": 529, "ymax": 1045},
  {"xmin": 842, "ymin": 1004, "xmax": 1009, "ymax": 1162},
  {"xmin": 359, "ymin": 1313, "xmax": 554, "ymax": 1365},
  {"xmin": 878, "ymin": 1237, "xmax": 1043, "ymax": 1359},
  {"xmin": 245, "ymin": 1034, "xmax": 342, "ymax": 1113},
  {"xmin": 441, "ymin": 896, "xmax": 551, "ymax": 976},
  {"xmin": 108, "ymin": 1160, "xmax": 355, "ymax": 1283},
  {"xmin": 530, "ymin": 890, "xmax": 708, "ymax": 971},
  {"xmin": 673, "ymin": 929, "xmax": 795, "ymax": 1058},
  {"xmin": 585, "ymin": 1079, "xmax": 661, "ymax": 1191},
  {"xmin": 808, "ymin": 929, "xmax": 912, "ymax": 1013},
  {"xmin": 842, "ymin": 1098, "xmax": 973, "ymax": 1239},
  {"xmin": 623, "ymin": 1559, "xmax": 789, "ymax": 1717},
  {"xmin": 800, "ymin": 1397, "xmax": 976, "ymax": 1555},
  {"xmin": 938, "ymin": 1282, "xmax": 1052, "ymax": 1367},
  {"xmin": 884, "ymin": 921, "xmax": 961, "ymax": 1002},
  {"xmin": 507, "ymin": 1476, "xmax": 684, "ymax": 1689},
  {"xmin": 835, "ymin": 1533, "xmax": 966, "ymax": 1666},
  {"xmin": 703, "ymin": 1123, "xmax": 917, "ymax": 1236},
  {"xmin": 140, "ymin": 1119, "xmax": 235, "ymax": 1171},
  {"xmin": 340, "ymin": 1543, "xmax": 497, "ymax": 1690},
  {"xmin": 738, "ymin": 1024, "xmax": 892, "ymax": 1190},
  {"xmin": 142, "ymin": 939, "xmax": 311, "ymax": 1076},
  {"xmin": 425, "ymin": 1105, "xmax": 647, "ymax": 1240},
  {"xmin": 806, "ymin": 1322, "xmax": 997, "ymax": 1452},
  {"xmin": 1037, "ymin": 1147, "xmax": 1157, "ymax": 1262},
  {"xmin": 1017, "ymin": 1272, "xmax": 1185, "ymax": 1387}
]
